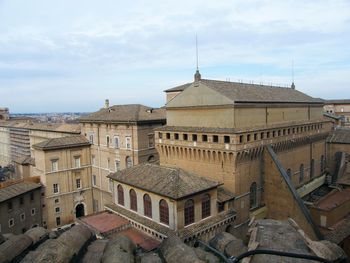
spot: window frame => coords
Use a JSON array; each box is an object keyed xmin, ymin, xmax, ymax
[{"xmin": 143, "ymin": 194, "xmax": 152, "ymax": 218}]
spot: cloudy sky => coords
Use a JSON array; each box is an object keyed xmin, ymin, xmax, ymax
[{"xmin": 0, "ymin": 0, "xmax": 349, "ymax": 113}]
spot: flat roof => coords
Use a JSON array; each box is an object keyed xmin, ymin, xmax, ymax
[{"xmin": 315, "ymin": 189, "xmax": 350, "ymax": 211}]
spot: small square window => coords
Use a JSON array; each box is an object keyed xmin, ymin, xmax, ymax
[
  {"xmin": 202, "ymin": 134, "xmax": 208, "ymax": 142},
  {"xmin": 54, "ymin": 198, "xmax": 59, "ymax": 204},
  {"xmin": 183, "ymin": 134, "xmax": 188, "ymax": 140},
  {"xmin": 224, "ymin": 136, "xmax": 230, "ymax": 143},
  {"xmin": 55, "ymin": 207, "xmax": 60, "ymax": 213},
  {"xmin": 213, "ymin": 135, "xmax": 219, "ymax": 143},
  {"xmin": 174, "ymin": 133, "xmax": 179, "ymax": 140},
  {"xmin": 192, "ymin": 134, "xmax": 197, "ymax": 141},
  {"xmin": 166, "ymin": 133, "xmax": 170, "ymax": 139}
]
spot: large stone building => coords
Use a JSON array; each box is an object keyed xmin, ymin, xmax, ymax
[
  {"xmin": 79, "ymin": 103, "xmax": 165, "ymax": 212},
  {"xmin": 324, "ymin": 99, "xmax": 350, "ymax": 126},
  {"xmin": 155, "ymin": 72, "xmax": 332, "ymax": 237},
  {"xmin": 0, "ymin": 179, "xmax": 42, "ymax": 235},
  {"xmin": 31, "ymin": 135, "xmax": 93, "ymax": 229},
  {"xmin": 0, "ymin": 108, "xmax": 9, "ymax": 121}
]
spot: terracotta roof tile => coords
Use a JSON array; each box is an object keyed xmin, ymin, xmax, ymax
[
  {"xmin": 327, "ymin": 128, "xmax": 350, "ymax": 144},
  {"xmin": 32, "ymin": 135, "xmax": 90, "ymax": 150}
]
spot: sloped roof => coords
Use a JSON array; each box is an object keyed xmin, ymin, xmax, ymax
[
  {"xmin": 0, "ymin": 181, "xmax": 41, "ymax": 203},
  {"xmin": 166, "ymin": 79, "xmax": 322, "ymax": 107},
  {"xmin": 327, "ymin": 128, "xmax": 350, "ymax": 144},
  {"xmin": 325, "ymin": 99, "xmax": 350, "ymax": 104},
  {"xmin": 164, "ymin": 83, "xmax": 192, "ymax": 92},
  {"xmin": 32, "ymin": 135, "xmax": 90, "ymax": 150},
  {"xmin": 108, "ymin": 163, "xmax": 220, "ymax": 199},
  {"xmin": 78, "ymin": 104, "xmax": 166, "ymax": 123},
  {"xmin": 0, "ymin": 121, "xmax": 81, "ymax": 133}
]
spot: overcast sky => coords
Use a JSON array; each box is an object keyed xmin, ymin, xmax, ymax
[{"xmin": 0, "ymin": 0, "xmax": 349, "ymax": 113}]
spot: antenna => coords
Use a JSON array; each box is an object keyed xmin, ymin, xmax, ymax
[
  {"xmin": 292, "ymin": 59, "xmax": 294, "ymax": 83},
  {"xmin": 196, "ymin": 34, "xmax": 199, "ymax": 70}
]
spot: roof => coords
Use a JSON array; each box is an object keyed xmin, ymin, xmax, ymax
[
  {"xmin": 314, "ymin": 189, "xmax": 350, "ymax": 211},
  {"xmin": 0, "ymin": 121, "xmax": 81, "ymax": 133},
  {"xmin": 323, "ymin": 215, "xmax": 350, "ymax": 244},
  {"xmin": 327, "ymin": 128, "xmax": 350, "ymax": 144},
  {"xmin": 164, "ymin": 83, "xmax": 192, "ymax": 92},
  {"xmin": 79, "ymin": 212, "xmax": 128, "ymax": 235},
  {"xmin": 217, "ymin": 187, "xmax": 235, "ymax": 203},
  {"xmin": 32, "ymin": 135, "xmax": 90, "ymax": 150},
  {"xmin": 0, "ymin": 181, "xmax": 41, "ymax": 203},
  {"xmin": 13, "ymin": 156, "xmax": 34, "ymax": 165},
  {"xmin": 325, "ymin": 99, "xmax": 350, "ymax": 104},
  {"xmin": 78, "ymin": 104, "xmax": 166, "ymax": 123},
  {"xmin": 166, "ymin": 79, "xmax": 323, "ymax": 107},
  {"xmin": 108, "ymin": 163, "xmax": 220, "ymax": 200},
  {"xmin": 323, "ymin": 112, "xmax": 342, "ymax": 120}
]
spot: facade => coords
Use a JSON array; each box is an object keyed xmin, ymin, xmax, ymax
[
  {"xmin": 0, "ymin": 108, "xmax": 9, "ymax": 121},
  {"xmin": 32, "ymin": 135, "xmax": 93, "ymax": 229},
  {"xmin": 0, "ymin": 180, "xmax": 42, "ymax": 235},
  {"xmin": 107, "ymin": 163, "xmax": 236, "ymax": 242},
  {"xmin": 155, "ymin": 72, "xmax": 332, "ymax": 237},
  {"xmin": 324, "ymin": 99, "xmax": 350, "ymax": 126},
  {"xmin": 79, "ymin": 103, "xmax": 165, "ymax": 212}
]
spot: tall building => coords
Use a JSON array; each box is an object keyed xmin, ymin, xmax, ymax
[
  {"xmin": 155, "ymin": 72, "xmax": 332, "ymax": 237},
  {"xmin": 79, "ymin": 103, "xmax": 166, "ymax": 212}
]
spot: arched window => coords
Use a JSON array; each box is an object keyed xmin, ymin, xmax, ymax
[
  {"xmin": 310, "ymin": 159, "xmax": 315, "ymax": 178},
  {"xmin": 249, "ymin": 182, "xmax": 257, "ymax": 209},
  {"xmin": 286, "ymin": 169, "xmax": 292, "ymax": 177},
  {"xmin": 299, "ymin": 164, "xmax": 304, "ymax": 183},
  {"xmin": 126, "ymin": 156, "xmax": 133, "ymax": 168},
  {"xmin": 130, "ymin": 189, "xmax": 137, "ymax": 211},
  {"xmin": 117, "ymin": 185, "xmax": 124, "ymax": 206},
  {"xmin": 201, "ymin": 194, "xmax": 211, "ymax": 219},
  {"xmin": 143, "ymin": 194, "xmax": 152, "ymax": 218},
  {"xmin": 159, "ymin": 199, "xmax": 169, "ymax": 225},
  {"xmin": 184, "ymin": 199, "xmax": 195, "ymax": 226}
]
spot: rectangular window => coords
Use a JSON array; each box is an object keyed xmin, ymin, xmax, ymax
[
  {"xmin": 51, "ymin": 159, "xmax": 58, "ymax": 172},
  {"xmin": 166, "ymin": 133, "xmax": 170, "ymax": 139},
  {"xmin": 158, "ymin": 132, "xmax": 163, "ymax": 139},
  {"xmin": 92, "ymin": 175, "xmax": 97, "ymax": 186},
  {"xmin": 76, "ymin": 178, "xmax": 81, "ymax": 189},
  {"xmin": 115, "ymin": 160, "xmax": 120, "ymax": 171},
  {"xmin": 89, "ymin": 134, "xmax": 94, "ymax": 144},
  {"xmin": 55, "ymin": 207, "xmax": 60, "ymax": 213},
  {"xmin": 20, "ymin": 197, "xmax": 24, "ymax": 205},
  {"xmin": 8, "ymin": 218, "xmax": 14, "ymax": 228},
  {"xmin": 260, "ymin": 132, "xmax": 264, "ymax": 139},
  {"xmin": 20, "ymin": 213, "xmax": 25, "ymax": 221},
  {"xmin": 224, "ymin": 136, "xmax": 230, "ymax": 143},
  {"xmin": 54, "ymin": 198, "xmax": 59, "ymax": 204},
  {"xmin": 56, "ymin": 217, "xmax": 61, "ymax": 226},
  {"xmin": 272, "ymin": 131, "xmax": 276, "ymax": 137},
  {"xmin": 192, "ymin": 134, "xmax": 197, "ymax": 141},
  {"xmin": 213, "ymin": 135, "xmax": 219, "ymax": 143},
  {"xmin": 254, "ymin": 133, "xmax": 257, "ymax": 140},
  {"xmin": 31, "ymin": 208, "xmax": 36, "ymax": 216},
  {"xmin": 91, "ymin": 155, "xmax": 95, "ymax": 165},
  {"xmin": 174, "ymin": 133, "xmax": 179, "ymax": 140},
  {"xmin": 202, "ymin": 134, "xmax": 208, "ymax": 142},
  {"xmin": 267, "ymin": 131, "xmax": 270, "ymax": 138},
  {"xmin": 53, "ymin": 183, "xmax": 59, "ymax": 194},
  {"xmin": 278, "ymin": 130, "xmax": 281, "ymax": 136},
  {"xmin": 74, "ymin": 156, "xmax": 81, "ymax": 168},
  {"xmin": 126, "ymin": 137, "xmax": 132, "ymax": 149},
  {"xmin": 247, "ymin": 134, "xmax": 251, "ymax": 141},
  {"xmin": 183, "ymin": 134, "xmax": 188, "ymax": 140},
  {"xmin": 7, "ymin": 201, "xmax": 12, "ymax": 211},
  {"xmin": 148, "ymin": 134, "xmax": 154, "ymax": 148},
  {"xmin": 30, "ymin": 192, "xmax": 34, "ymax": 201},
  {"xmin": 106, "ymin": 136, "xmax": 110, "ymax": 147},
  {"xmin": 239, "ymin": 135, "xmax": 243, "ymax": 143},
  {"xmin": 114, "ymin": 136, "xmax": 119, "ymax": 148}
]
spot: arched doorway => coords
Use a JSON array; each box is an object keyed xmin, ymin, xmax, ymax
[{"xmin": 75, "ymin": 203, "xmax": 85, "ymax": 218}]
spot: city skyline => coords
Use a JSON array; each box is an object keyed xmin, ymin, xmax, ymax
[{"xmin": 0, "ymin": 0, "xmax": 350, "ymax": 113}]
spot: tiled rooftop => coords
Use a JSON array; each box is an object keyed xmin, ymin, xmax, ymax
[
  {"xmin": 80, "ymin": 212, "xmax": 128, "ymax": 235},
  {"xmin": 315, "ymin": 189, "xmax": 350, "ymax": 211}
]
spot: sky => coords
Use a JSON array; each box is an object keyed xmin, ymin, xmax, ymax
[{"xmin": 0, "ymin": 0, "xmax": 349, "ymax": 113}]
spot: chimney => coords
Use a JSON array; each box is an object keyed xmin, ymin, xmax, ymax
[
  {"xmin": 194, "ymin": 70, "xmax": 201, "ymax": 82},
  {"xmin": 291, "ymin": 82, "xmax": 295, "ymax": 90},
  {"xmin": 105, "ymin": 99, "xmax": 110, "ymax": 108}
]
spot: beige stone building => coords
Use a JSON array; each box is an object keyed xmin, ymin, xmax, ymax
[
  {"xmin": 324, "ymin": 99, "xmax": 350, "ymax": 126},
  {"xmin": 32, "ymin": 135, "xmax": 93, "ymax": 229},
  {"xmin": 0, "ymin": 108, "xmax": 9, "ymax": 121},
  {"xmin": 155, "ymin": 72, "xmax": 332, "ymax": 237},
  {"xmin": 79, "ymin": 103, "xmax": 165, "ymax": 213}
]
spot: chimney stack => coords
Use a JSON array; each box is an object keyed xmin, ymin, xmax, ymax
[{"xmin": 105, "ymin": 99, "xmax": 109, "ymax": 108}]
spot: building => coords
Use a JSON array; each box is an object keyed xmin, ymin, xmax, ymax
[
  {"xmin": 324, "ymin": 99, "xmax": 350, "ymax": 126},
  {"xmin": 31, "ymin": 135, "xmax": 93, "ymax": 229},
  {"xmin": 107, "ymin": 163, "xmax": 236, "ymax": 242},
  {"xmin": 79, "ymin": 103, "xmax": 166, "ymax": 212},
  {"xmin": 155, "ymin": 72, "xmax": 332, "ymax": 238},
  {"xmin": 0, "ymin": 108, "xmax": 9, "ymax": 121},
  {"xmin": 0, "ymin": 180, "xmax": 42, "ymax": 235}
]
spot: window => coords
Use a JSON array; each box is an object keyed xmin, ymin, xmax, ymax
[
  {"xmin": 91, "ymin": 155, "xmax": 96, "ymax": 165},
  {"xmin": 184, "ymin": 199, "xmax": 195, "ymax": 226},
  {"xmin": 117, "ymin": 185, "xmax": 124, "ymax": 206},
  {"xmin": 126, "ymin": 156, "xmax": 133, "ymax": 168},
  {"xmin": 218, "ymin": 202, "xmax": 225, "ymax": 213},
  {"xmin": 53, "ymin": 183, "xmax": 59, "ymax": 194},
  {"xmin": 76, "ymin": 178, "xmax": 81, "ymax": 189},
  {"xmin": 278, "ymin": 130, "xmax": 281, "ymax": 136},
  {"xmin": 89, "ymin": 134, "xmax": 94, "ymax": 144},
  {"xmin": 109, "ymin": 179, "xmax": 113, "ymax": 192},
  {"xmin": 201, "ymin": 194, "xmax": 211, "ymax": 219},
  {"xmin": 143, "ymin": 194, "xmax": 152, "ymax": 218},
  {"xmin": 247, "ymin": 134, "xmax": 251, "ymax": 141},
  {"xmin": 31, "ymin": 208, "xmax": 36, "ymax": 216},
  {"xmin": 19, "ymin": 196, "xmax": 24, "ymax": 205},
  {"xmin": 8, "ymin": 218, "xmax": 14, "ymax": 228},
  {"xmin": 92, "ymin": 175, "xmax": 97, "ymax": 186},
  {"xmin": 283, "ymin": 129, "xmax": 286, "ymax": 136},
  {"xmin": 224, "ymin": 136, "xmax": 230, "ymax": 143},
  {"xmin": 183, "ymin": 134, "xmax": 188, "ymax": 140},
  {"xmin": 299, "ymin": 164, "xmax": 304, "ymax": 183},
  {"xmin": 51, "ymin": 159, "xmax": 58, "ymax": 172},
  {"xmin": 250, "ymin": 182, "xmax": 257, "ymax": 209},
  {"xmin": 74, "ymin": 156, "xmax": 81, "ymax": 168},
  {"xmin": 55, "ymin": 207, "xmax": 60, "ymax": 213},
  {"xmin": 115, "ymin": 160, "xmax": 120, "ymax": 171},
  {"xmin": 166, "ymin": 133, "xmax": 170, "ymax": 139},
  {"xmin": 20, "ymin": 213, "xmax": 25, "ymax": 221},
  {"xmin": 254, "ymin": 133, "xmax": 257, "ymax": 140},
  {"xmin": 130, "ymin": 189, "xmax": 137, "ymax": 211},
  {"xmin": 114, "ymin": 136, "xmax": 120, "ymax": 149},
  {"xmin": 202, "ymin": 134, "xmax": 208, "ymax": 142},
  {"xmin": 213, "ymin": 135, "xmax": 219, "ymax": 143},
  {"xmin": 192, "ymin": 134, "xmax": 197, "ymax": 141},
  {"xmin": 126, "ymin": 137, "xmax": 132, "ymax": 149},
  {"xmin": 54, "ymin": 198, "xmax": 59, "ymax": 204},
  {"xmin": 106, "ymin": 136, "xmax": 110, "ymax": 147},
  {"xmin": 148, "ymin": 134, "xmax": 154, "ymax": 148},
  {"xmin": 272, "ymin": 131, "xmax": 276, "ymax": 137},
  {"xmin": 260, "ymin": 132, "xmax": 264, "ymax": 139},
  {"xmin": 56, "ymin": 217, "xmax": 61, "ymax": 226},
  {"xmin": 158, "ymin": 132, "xmax": 163, "ymax": 139},
  {"xmin": 174, "ymin": 133, "xmax": 179, "ymax": 140},
  {"xmin": 159, "ymin": 199, "xmax": 169, "ymax": 225},
  {"xmin": 267, "ymin": 131, "xmax": 270, "ymax": 138},
  {"xmin": 239, "ymin": 135, "xmax": 243, "ymax": 143},
  {"xmin": 30, "ymin": 192, "xmax": 34, "ymax": 201}
]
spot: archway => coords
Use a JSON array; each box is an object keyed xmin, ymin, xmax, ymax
[{"xmin": 75, "ymin": 203, "xmax": 85, "ymax": 218}]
